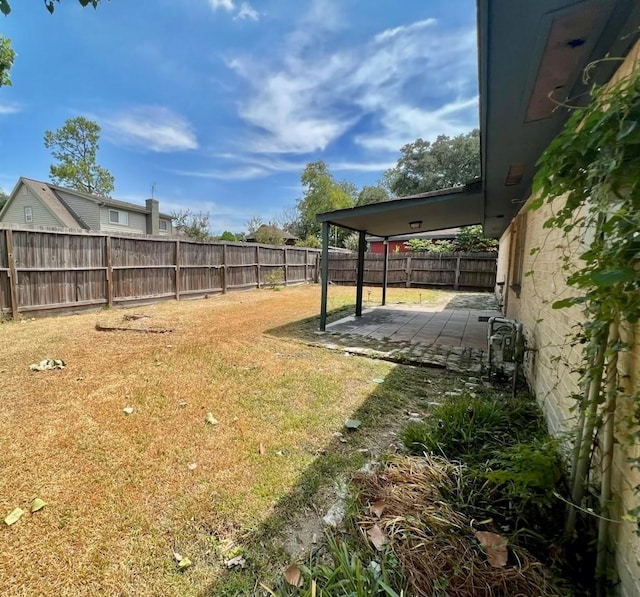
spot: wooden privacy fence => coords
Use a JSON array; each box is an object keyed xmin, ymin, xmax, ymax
[
  {"xmin": 0, "ymin": 226, "xmax": 320, "ymax": 318},
  {"xmin": 327, "ymin": 251, "xmax": 497, "ymax": 290}
]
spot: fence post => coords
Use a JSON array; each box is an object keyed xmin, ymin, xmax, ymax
[
  {"xmin": 283, "ymin": 247, "xmax": 288, "ymax": 286},
  {"xmin": 174, "ymin": 240, "xmax": 181, "ymax": 300},
  {"xmin": 405, "ymin": 255, "xmax": 412, "ymax": 288},
  {"xmin": 5, "ymin": 229, "xmax": 19, "ymax": 319},
  {"xmin": 304, "ymin": 249, "xmax": 309, "ymax": 282},
  {"xmin": 105, "ymin": 235, "xmax": 114, "ymax": 307},
  {"xmin": 256, "ymin": 245, "xmax": 261, "ymax": 289},
  {"xmin": 222, "ymin": 243, "xmax": 228, "ymax": 293},
  {"xmin": 454, "ymin": 255, "xmax": 461, "ymax": 290}
]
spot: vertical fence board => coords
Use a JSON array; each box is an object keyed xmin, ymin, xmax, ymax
[{"xmin": 6, "ymin": 230, "xmax": 19, "ymax": 319}]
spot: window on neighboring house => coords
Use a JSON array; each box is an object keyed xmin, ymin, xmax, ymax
[
  {"xmin": 109, "ymin": 209, "xmax": 129, "ymax": 226},
  {"xmin": 510, "ymin": 211, "xmax": 527, "ymax": 296},
  {"xmin": 24, "ymin": 206, "xmax": 33, "ymax": 223},
  {"xmin": 159, "ymin": 219, "xmax": 168, "ymax": 232}
]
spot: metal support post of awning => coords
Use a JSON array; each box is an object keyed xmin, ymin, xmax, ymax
[
  {"xmin": 382, "ymin": 236, "xmax": 389, "ymax": 306},
  {"xmin": 355, "ymin": 230, "xmax": 366, "ymax": 317},
  {"xmin": 319, "ymin": 221, "xmax": 330, "ymax": 331}
]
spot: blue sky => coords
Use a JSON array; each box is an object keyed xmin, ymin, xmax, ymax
[{"xmin": 0, "ymin": 0, "xmax": 478, "ymax": 234}]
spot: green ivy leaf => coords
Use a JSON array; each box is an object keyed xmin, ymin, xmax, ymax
[
  {"xmin": 552, "ymin": 298, "xmax": 578, "ymax": 310},
  {"xmin": 588, "ymin": 268, "xmax": 636, "ymax": 287},
  {"xmin": 617, "ymin": 120, "xmax": 637, "ymax": 141}
]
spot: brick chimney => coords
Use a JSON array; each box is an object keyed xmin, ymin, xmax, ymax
[{"xmin": 146, "ymin": 199, "xmax": 159, "ymax": 235}]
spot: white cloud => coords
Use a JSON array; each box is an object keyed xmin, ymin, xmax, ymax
[
  {"xmin": 100, "ymin": 106, "xmax": 198, "ymax": 153},
  {"xmin": 0, "ymin": 102, "xmax": 22, "ymax": 115},
  {"xmin": 373, "ymin": 18, "xmax": 436, "ymax": 42},
  {"xmin": 173, "ymin": 154, "xmax": 396, "ymax": 181},
  {"xmin": 208, "ymin": 0, "xmax": 234, "ymax": 11},
  {"xmin": 228, "ymin": 5, "xmax": 478, "ymax": 155},
  {"xmin": 208, "ymin": 0, "xmax": 260, "ymax": 20},
  {"xmin": 235, "ymin": 2, "xmax": 259, "ymax": 21},
  {"xmin": 171, "ymin": 166, "xmax": 267, "ymax": 180}
]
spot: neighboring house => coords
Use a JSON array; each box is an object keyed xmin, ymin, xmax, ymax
[
  {"xmin": 246, "ymin": 224, "xmax": 298, "ymax": 246},
  {"xmin": 317, "ymin": 2, "xmax": 640, "ymax": 594},
  {"xmin": 368, "ymin": 228, "xmax": 461, "ymax": 253},
  {"xmin": 0, "ymin": 178, "xmax": 173, "ymax": 236}
]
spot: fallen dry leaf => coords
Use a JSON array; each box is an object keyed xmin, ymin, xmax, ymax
[
  {"xmin": 284, "ymin": 563, "xmax": 303, "ymax": 587},
  {"xmin": 30, "ymin": 498, "xmax": 46, "ymax": 513},
  {"xmin": 367, "ymin": 523, "xmax": 389, "ymax": 550},
  {"xmin": 370, "ymin": 499, "xmax": 386, "ymax": 518},
  {"xmin": 476, "ymin": 531, "xmax": 508, "ymax": 567},
  {"xmin": 4, "ymin": 507, "xmax": 24, "ymax": 526}
]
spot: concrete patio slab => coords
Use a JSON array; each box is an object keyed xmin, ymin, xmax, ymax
[{"xmin": 316, "ymin": 292, "xmax": 501, "ymax": 374}]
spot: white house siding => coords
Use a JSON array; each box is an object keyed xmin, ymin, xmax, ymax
[
  {"xmin": 1, "ymin": 183, "xmax": 63, "ymax": 228},
  {"xmin": 57, "ymin": 190, "xmax": 101, "ymax": 229},
  {"xmin": 99, "ymin": 205, "xmax": 147, "ymax": 234}
]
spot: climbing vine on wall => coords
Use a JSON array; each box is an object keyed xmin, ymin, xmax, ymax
[{"xmin": 532, "ymin": 60, "xmax": 640, "ymax": 588}]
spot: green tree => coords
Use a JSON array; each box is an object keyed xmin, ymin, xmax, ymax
[
  {"xmin": 295, "ymin": 235, "xmax": 322, "ymax": 249},
  {"xmin": 296, "ymin": 161, "xmax": 354, "ymax": 241},
  {"xmin": 404, "ymin": 238, "xmax": 454, "ymax": 253},
  {"xmin": 172, "ymin": 209, "xmax": 211, "ymax": 241},
  {"xmin": 44, "ymin": 116, "xmax": 115, "ymax": 196},
  {"xmin": 385, "ymin": 129, "xmax": 480, "ymax": 197},
  {"xmin": 452, "ymin": 225, "xmax": 497, "ymax": 252},
  {"xmin": 356, "ymin": 185, "xmax": 389, "ymax": 206},
  {"xmin": 253, "ymin": 223, "xmax": 284, "ymax": 246},
  {"xmin": 0, "ymin": 0, "xmax": 104, "ymax": 16},
  {"xmin": 0, "ymin": 36, "xmax": 15, "ymax": 87},
  {"xmin": 219, "ymin": 230, "xmax": 237, "ymax": 242}
]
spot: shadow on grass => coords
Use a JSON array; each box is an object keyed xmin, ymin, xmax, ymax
[
  {"xmin": 202, "ymin": 363, "xmax": 455, "ymax": 596},
  {"xmin": 266, "ymin": 304, "xmax": 356, "ymax": 344}
]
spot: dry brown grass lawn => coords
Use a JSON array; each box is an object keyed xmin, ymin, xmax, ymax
[{"xmin": 0, "ymin": 284, "xmax": 444, "ymax": 596}]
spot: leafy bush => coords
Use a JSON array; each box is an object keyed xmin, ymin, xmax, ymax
[
  {"xmin": 266, "ymin": 532, "xmax": 403, "ymax": 597},
  {"xmin": 265, "ymin": 267, "xmax": 285, "ymax": 289},
  {"xmin": 402, "ymin": 393, "xmax": 544, "ymax": 464}
]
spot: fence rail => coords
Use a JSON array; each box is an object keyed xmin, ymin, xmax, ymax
[
  {"xmin": 0, "ymin": 226, "xmax": 320, "ymax": 317},
  {"xmin": 327, "ymin": 251, "xmax": 497, "ymax": 290}
]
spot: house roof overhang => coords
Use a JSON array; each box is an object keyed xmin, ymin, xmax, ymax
[
  {"xmin": 317, "ymin": 181, "xmax": 483, "ymax": 238},
  {"xmin": 316, "ymin": 0, "xmax": 640, "ymax": 240},
  {"xmin": 479, "ymin": 0, "xmax": 640, "ymax": 238}
]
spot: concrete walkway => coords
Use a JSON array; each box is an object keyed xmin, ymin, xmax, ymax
[{"xmin": 316, "ymin": 293, "xmax": 501, "ymax": 374}]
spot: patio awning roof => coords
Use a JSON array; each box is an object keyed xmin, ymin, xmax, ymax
[{"xmin": 316, "ymin": 181, "xmax": 483, "ymax": 238}]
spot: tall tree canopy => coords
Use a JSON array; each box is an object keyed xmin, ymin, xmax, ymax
[
  {"xmin": 0, "ymin": 36, "xmax": 15, "ymax": 87},
  {"xmin": 295, "ymin": 161, "xmax": 354, "ymax": 239},
  {"xmin": 385, "ymin": 129, "xmax": 480, "ymax": 197},
  {"xmin": 44, "ymin": 116, "xmax": 115, "ymax": 197},
  {"xmin": 356, "ymin": 185, "xmax": 389, "ymax": 206},
  {"xmin": 0, "ymin": 0, "xmax": 103, "ymax": 16}
]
